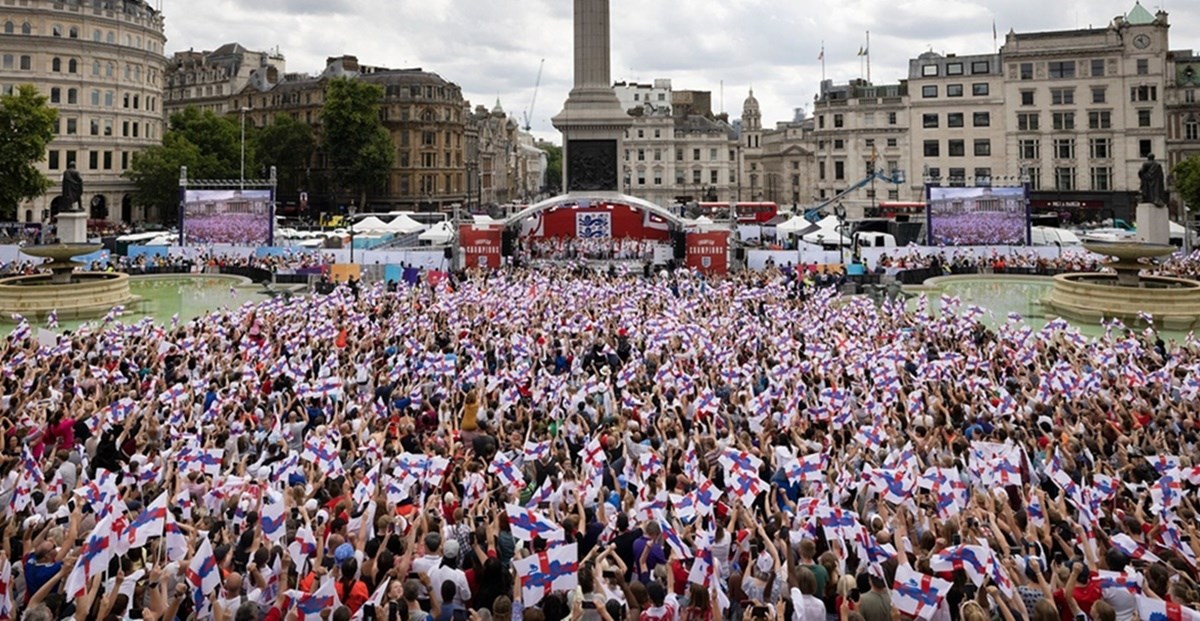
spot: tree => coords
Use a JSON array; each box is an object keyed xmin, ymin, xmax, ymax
[
  {"xmin": 540, "ymin": 143, "xmax": 562, "ymax": 194},
  {"xmin": 125, "ymin": 106, "xmax": 244, "ymax": 223},
  {"xmin": 320, "ymin": 77, "xmax": 393, "ymax": 209},
  {"xmin": 0, "ymin": 85, "xmax": 58, "ymax": 220},
  {"xmin": 1174, "ymin": 155, "xmax": 1200, "ymax": 213},
  {"xmin": 254, "ymin": 114, "xmax": 315, "ymax": 200}
]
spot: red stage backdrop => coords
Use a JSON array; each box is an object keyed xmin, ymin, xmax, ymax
[
  {"xmin": 531, "ymin": 203, "xmax": 671, "ymax": 241},
  {"xmin": 686, "ymin": 231, "xmax": 729, "ymax": 274},
  {"xmin": 459, "ymin": 225, "xmax": 502, "ymax": 269}
]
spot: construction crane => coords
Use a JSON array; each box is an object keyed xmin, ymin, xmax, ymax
[
  {"xmin": 522, "ymin": 59, "xmax": 545, "ymax": 132},
  {"xmin": 804, "ymin": 169, "xmax": 907, "ymax": 223}
]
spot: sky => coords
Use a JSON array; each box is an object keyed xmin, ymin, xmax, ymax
[{"xmin": 162, "ymin": 0, "xmax": 1199, "ymax": 144}]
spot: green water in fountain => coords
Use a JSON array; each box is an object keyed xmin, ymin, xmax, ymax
[{"xmin": 52, "ymin": 275, "xmax": 268, "ymax": 332}]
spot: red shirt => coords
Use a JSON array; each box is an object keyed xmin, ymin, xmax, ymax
[{"xmin": 1054, "ymin": 577, "xmax": 1101, "ymax": 621}]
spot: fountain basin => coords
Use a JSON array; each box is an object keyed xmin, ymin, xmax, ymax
[
  {"xmin": 0, "ymin": 271, "xmax": 140, "ymax": 321},
  {"xmin": 1041, "ymin": 272, "xmax": 1200, "ymax": 331},
  {"xmin": 1081, "ymin": 239, "xmax": 1176, "ymax": 287}
]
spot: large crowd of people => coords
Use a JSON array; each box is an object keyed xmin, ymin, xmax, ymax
[{"xmin": 1, "ymin": 262, "xmax": 1200, "ymax": 621}]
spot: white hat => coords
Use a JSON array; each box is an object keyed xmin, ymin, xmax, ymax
[{"xmin": 304, "ymin": 499, "xmax": 319, "ymax": 513}]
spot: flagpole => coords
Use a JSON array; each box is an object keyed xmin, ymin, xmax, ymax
[
  {"xmin": 820, "ymin": 41, "xmax": 826, "ymax": 83},
  {"xmin": 866, "ymin": 30, "xmax": 871, "ymax": 83}
]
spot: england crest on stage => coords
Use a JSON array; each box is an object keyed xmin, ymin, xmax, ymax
[{"xmin": 576, "ymin": 213, "xmax": 612, "ymax": 238}]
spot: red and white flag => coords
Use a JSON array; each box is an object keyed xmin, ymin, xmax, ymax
[
  {"xmin": 893, "ymin": 564, "xmax": 952, "ymax": 621},
  {"xmin": 515, "ymin": 542, "xmax": 578, "ymax": 607}
]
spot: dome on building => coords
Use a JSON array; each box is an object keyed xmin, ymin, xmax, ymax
[
  {"xmin": 743, "ymin": 88, "xmax": 760, "ymax": 113},
  {"xmin": 1126, "ymin": 1, "xmax": 1155, "ymax": 25}
]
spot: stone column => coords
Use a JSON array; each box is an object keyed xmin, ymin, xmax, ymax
[{"xmin": 574, "ymin": 0, "xmax": 612, "ymax": 89}]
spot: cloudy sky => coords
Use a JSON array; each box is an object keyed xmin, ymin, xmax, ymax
[{"xmin": 164, "ymin": 0, "xmax": 1198, "ymax": 143}]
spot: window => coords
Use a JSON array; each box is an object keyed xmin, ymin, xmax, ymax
[
  {"xmin": 50, "ymin": 87, "xmax": 61, "ymax": 104},
  {"xmin": 818, "ymin": 116, "xmax": 825, "ymax": 129},
  {"xmin": 973, "ymin": 112, "xmax": 990, "ymax": 127},
  {"xmin": 947, "ymin": 113, "xmax": 964, "ymax": 128},
  {"xmin": 974, "ymin": 140, "xmax": 991, "ymax": 156},
  {"xmin": 923, "ymin": 140, "xmax": 939, "ymax": 157},
  {"xmin": 90, "ymin": 90, "xmax": 99, "ymax": 106},
  {"xmin": 1137, "ymin": 109, "xmax": 1152, "ymax": 127},
  {"xmin": 103, "ymin": 151, "xmax": 112, "ymax": 170},
  {"xmin": 1051, "ymin": 88, "xmax": 1075, "ymax": 105},
  {"xmin": 1091, "ymin": 59, "xmax": 1106, "ymax": 77},
  {"xmin": 886, "ymin": 138, "xmax": 897, "ymax": 147},
  {"xmin": 636, "ymin": 129, "xmax": 643, "ymax": 138},
  {"xmin": 90, "ymin": 119, "xmax": 99, "ymax": 136},
  {"xmin": 863, "ymin": 112, "xmax": 876, "ymax": 127},
  {"xmin": 653, "ymin": 129, "xmax": 660, "ymax": 138},
  {"xmin": 947, "ymin": 63, "xmax": 963, "ymax": 76},
  {"xmin": 922, "ymin": 113, "xmax": 939, "ymax": 128},
  {"xmin": 692, "ymin": 148, "xmax": 700, "ymax": 160},
  {"xmin": 1131, "ymin": 85, "xmax": 1157, "ymax": 101},
  {"xmin": 121, "ymin": 152, "xmax": 128, "ymax": 170},
  {"xmin": 653, "ymin": 173, "xmax": 662, "ymax": 185},
  {"xmin": 675, "ymin": 148, "xmax": 683, "ymax": 161},
  {"xmin": 692, "ymin": 170, "xmax": 701, "ymax": 184},
  {"xmin": 834, "ymin": 161, "xmax": 845, "ymax": 180},
  {"xmin": 710, "ymin": 170, "xmax": 718, "ymax": 184},
  {"xmin": 833, "ymin": 139, "xmax": 845, "ymax": 150},
  {"xmin": 1052, "ymin": 112, "xmax": 1075, "ymax": 130},
  {"xmin": 922, "ymin": 65, "xmax": 938, "ymax": 77},
  {"xmin": 972, "ymin": 83, "xmax": 989, "ymax": 96},
  {"xmin": 948, "ymin": 168, "xmax": 966, "ymax": 187},
  {"xmin": 92, "ymin": 60, "xmax": 100, "ymax": 76},
  {"xmin": 1049, "ymin": 61, "xmax": 1076, "ymax": 79},
  {"xmin": 819, "ymin": 161, "xmax": 826, "ymax": 180},
  {"xmin": 922, "ymin": 85, "xmax": 937, "ymax": 98},
  {"xmin": 1090, "ymin": 138, "xmax": 1112, "ymax": 159},
  {"xmin": 122, "ymin": 121, "xmax": 128, "ymax": 137},
  {"xmin": 1140, "ymin": 139, "xmax": 1153, "ymax": 157},
  {"xmin": 104, "ymin": 91, "xmax": 113, "ymax": 107},
  {"xmin": 52, "ymin": 24, "xmax": 62, "ymax": 37},
  {"xmin": 1137, "ymin": 59, "xmax": 1149, "ymax": 75},
  {"xmin": 653, "ymin": 149, "xmax": 661, "ymax": 161},
  {"xmin": 48, "ymin": 151, "xmax": 59, "ymax": 170},
  {"xmin": 1019, "ymin": 139, "xmax": 1040, "ymax": 160},
  {"xmin": 1091, "ymin": 167, "xmax": 1112, "ymax": 190},
  {"xmin": 887, "ymin": 112, "xmax": 897, "ymax": 125},
  {"xmin": 1186, "ymin": 90, "xmax": 1196, "ymax": 103},
  {"xmin": 1021, "ymin": 90, "xmax": 1035, "ymax": 106},
  {"xmin": 1055, "ymin": 167, "xmax": 1075, "ymax": 190},
  {"xmin": 834, "ymin": 114, "xmax": 844, "ymax": 128},
  {"xmin": 2, "ymin": 21, "xmax": 10, "ymax": 35},
  {"xmin": 1017, "ymin": 112, "xmax": 1039, "ymax": 131},
  {"xmin": 21, "ymin": 22, "xmax": 30, "ymax": 35},
  {"xmin": 1187, "ymin": 117, "xmax": 1200, "ymax": 141},
  {"xmin": 975, "ymin": 168, "xmax": 993, "ymax": 185},
  {"xmin": 710, "ymin": 148, "xmax": 717, "ymax": 160},
  {"xmin": 1088, "ymin": 110, "xmax": 1111, "ymax": 130},
  {"xmin": 92, "ymin": 29, "xmax": 101, "ymax": 41},
  {"xmin": 947, "ymin": 84, "xmax": 964, "ymax": 97},
  {"xmin": 948, "ymin": 140, "xmax": 965, "ymax": 157},
  {"xmin": 1, "ymin": 55, "xmax": 9, "ymax": 69},
  {"xmin": 1053, "ymin": 138, "xmax": 1075, "ymax": 159},
  {"xmin": 68, "ymin": 59, "xmax": 77, "ymax": 74},
  {"xmin": 637, "ymin": 149, "xmax": 644, "ymax": 161},
  {"xmin": 1020, "ymin": 63, "xmax": 1034, "ymax": 80},
  {"xmin": 1027, "ymin": 167, "xmax": 1042, "ymax": 190},
  {"xmin": 88, "ymin": 151, "xmax": 98, "ymax": 170},
  {"xmin": 65, "ymin": 151, "xmax": 76, "ymax": 169},
  {"xmin": 927, "ymin": 167, "xmax": 941, "ymax": 181},
  {"xmin": 69, "ymin": 27, "xmax": 77, "ymax": 39},
  {"xmin": 1092, "ymin": 87, "xmax": 1107, "ymax": 104},
  {"xmin": 52, "ymin": 58, "xmax": 62, "ymax": 72},
  {"xmin": 971, "ymin": 60, "xmax": 990, "ymax": 74}
]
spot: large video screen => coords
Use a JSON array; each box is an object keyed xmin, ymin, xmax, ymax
[
  {"xmin": 927, "ymin": 186, "xmax": 1028, "ymax": 246},
  {"xmin": 182, "ymin": 189, "xmax": 273, "ymax": 245}
]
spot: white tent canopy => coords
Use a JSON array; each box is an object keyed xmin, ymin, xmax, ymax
[
  {"xmin": 776, "ymin": 216, "xmax": 813, "ymax": 234},
  {"xmin": 380, "ymin": 214, "xmax": 424, "ymax": 234},
  {"xmin": 801, "ymin": 215, "xmax": 851, "ymax": 246},
  {"xmin": 419, "ymin": 221, "xmax": 454, "ymax": 243},
  {"xmin": 350, "ymin": 216, "xmax": 390, "ymax": 232}
]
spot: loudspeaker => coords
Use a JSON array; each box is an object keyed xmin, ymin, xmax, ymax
[
  {"xmin": 733, "ymin": 248, "xmax": 746, "ymax": 262},
  {"xmin": 501, "ymin": 229, "xmax": 515, "ymax": 257},
  {"xmin": 673, "ymin": 231, "xmax": 687, "ymax": 259},
  {"xmin": 443, "ymin": 247, "xmax": 453, "ymax": 259}
]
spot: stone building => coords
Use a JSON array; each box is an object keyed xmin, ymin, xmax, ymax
[
  {"xmin": 0, "ymin": 0, "xmax": 167, "ymax": 223},
  {"xmin": 164, "ymin": 43, "xmax": 285, "ymax": 116},
  {"xmin": 1166, "ymin": 50, "xmax": 1200, "ymax": 200}
]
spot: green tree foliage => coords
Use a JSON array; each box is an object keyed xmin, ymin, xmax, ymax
[
  {"xmin": 125, "ymin": 107, "xmax": 243, "ymax": 222},
  {"xmin": 1175, "ymin": 155, "xmax": 1200, "ymax": 213},
  {"xmin": 254, "ymin": 113, "xmax": 316, "ymax": 199},
  {"xmin": 0, "ymin": 85, "xmax": 58, "ymax": 219},
  {"xmin": 541, "ymin": 143, "xmax": 562, "ymax": 193},
  {"xmin": 320, "ymin": 78, "xmax": 394, "ymax": 208}
]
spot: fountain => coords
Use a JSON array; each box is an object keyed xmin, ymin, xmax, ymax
[{"xmin": 0, "ymin": 243, "xmax": 138, "ymax": 323}]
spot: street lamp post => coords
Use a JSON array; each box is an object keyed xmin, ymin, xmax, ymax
[
  {"xmin": 834, "ymin": 202, "xmax": 847, "ymax": 266},
  {"xmin": 348, "ymin": 203, "xmax": 357, "ymax": 265}
]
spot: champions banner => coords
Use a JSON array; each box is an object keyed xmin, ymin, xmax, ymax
[
  {"xmin": 459, "ymin": 225, "xmax": 503, "ymax": 269},
  {"xmin": 686, "ymin": 231, "xmax": 729, "ymax": 275}
]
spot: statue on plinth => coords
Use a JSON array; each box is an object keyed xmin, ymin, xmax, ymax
[
  {"xmin": 1139, "ymin": 153, "xmax": 1167, "ymax": 208},
  {"xmin": 61, "ymin": 162, "xmax": 84, "ymax": 213}
]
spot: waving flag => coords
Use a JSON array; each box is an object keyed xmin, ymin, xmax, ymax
[
  {"xmin": 1147, "ymin": 455, "xmax": 1181, "ymax": 475},
  {"xmin": 261, "ymin": 498, "xmax": 287, "ymax": 544},
  {"xmin": 188, "ymin": 536, "xmax": 221, "ymax": 612},
  {"xmin": 581, "ymin": 436, "xmax": 607, "ymax": 473},
  {"xmin": 1110, "ymin": 534, "xmax": 1162, "ymax": 564},
  {"xmin": 286, "ymin": 577, "xmax": 341, "ymax": 621},
  {"xmin": 288, "ymin": 526, "xmax": 319, "ymax": 570},
  {"xmin": 695, "ymin": 389, "xmax": 720, "ymax": 415},
  {"xmin": 784, "ymin": 452, "xmax": 828, "ymax": 483},
  {"xmin": 638, "ymin": 450, "xmax": 664, "ymax": 483},
  {"xmin": 863, "ymin": 467, "xmax": 916, "ymax": 505},
  {"xmin": 0, "ymin": 554, "xmax": 13, "ymax": 620},
  {"xmin": 1097, "ymin": 570, "xmax": 1144, "ymax": 595},
  {"xmin": 929, "ymin": 545, "xmax": 992, "ymax": 586},
  {"xmin": 1027, "ymin": 492, "xmax": 1046, "ymax": 528},
  {"xmin": 164, "ymin": 511, "xmax": 189, "ymax": 562},
  {"xmin": 490, "ymin": 452, "xmax": 525, "ymax": 490},
  {"xmin": 526, "ymin": 478, "xmax": 560, "ymax": 509},
  {"xmin": 505, "ymin": 504, "xmax": 565, "ymax": 542},
  {"xmin": 816, "ymin": 505, "xmax": 860, "ymax": 542},
  {"xmin": 855, "ymin": 425, "xmax": 887, "ymax": 451},
  {"xmin": 523, "ymin": 440, "xmax": 552, "ymax": 464},
  {"xmin": 660, "ymin": 521, "xmax": 693, "ymax": 559},
  {"xmin": 719, "ymin": 449, "xmax": 763, "ymax": 476},
  {"xmin": 65, "ymin": 511, "xmax": 117, "ymax": 598},
  {"xmin": 127, "ymin": 492, "xmax": 168, "ymax": 550},
  {"xmin": 515, "ymin": 542, "xmax": 578, "ymax": 606},
  {"xmin": 1151, "ymin": 471, "xmax": 1185, "ymax": 514},
  {"xmin": 1136, "ymin": 596, "xmax": 1200, "ymax": 621},
  {"xmin": 893, "ymin": 564, "xmax": 952, "ymax": 621}
]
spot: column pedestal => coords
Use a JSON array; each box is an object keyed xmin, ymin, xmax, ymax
[
  {"xmin": 1136, "ymin": 203, "xmax": 1170, "ymax": 246},
  {"xmin": 57, "ymin": 212, "xmax": 88, "ymax": 244}
]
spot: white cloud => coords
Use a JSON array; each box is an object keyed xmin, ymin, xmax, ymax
[{"xmin": 164, "ymin": 0, "xmax": 1200, "ymax": 142}]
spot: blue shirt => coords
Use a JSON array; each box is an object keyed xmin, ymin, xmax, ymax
[{"xmin": 24, "ymin": 555, "xmax": 61, "ymax": 602}]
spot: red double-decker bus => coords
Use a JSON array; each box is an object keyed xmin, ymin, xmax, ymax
[
  {"xmin": 870, "ymin": 202, "xmax": 926, "ymax": 220},
  {"xmin": 696, "ymin": 202, "xmax": 779, "ymax": 224}
]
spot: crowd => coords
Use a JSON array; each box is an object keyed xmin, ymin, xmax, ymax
[
  {"xmin": 1, "ymin": 265, "xmax": 1200, "ymax": 621},
  {"xmin": 870, "ymin": 250, "xmax": 1104, "ymax": 275}
]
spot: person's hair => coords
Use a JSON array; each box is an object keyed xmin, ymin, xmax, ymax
[
  {"xmin": 629, "ymin": 581, "xmax": 649, "ymax": 607},
  {"xmin": 340, "ymin": 557, "xmax": 359, "ymax": 597},
  {"xmin": 961, "ymin": 601, "xmax": 988, "ymax": 621},
  {"xmin": 837, "ymin": 575, "xmax": 857, "ymax": 597},
  {"xmin": 236, "ymin": 601, "xmax": 262, "ymax": 621},
  {"xmin": 644, "ymin": 521, "xmax": 661, "ymax": 538},
  {"xmin": 868, "ymin": 574, "xmax": 887, "ymax": 590},
  {"xmin": 687, "ymin": 583, "xmax": 710, "ymax": 611},
  {"xmin": 425, "ymin": 532, "xmax": 442, "ymax": 553},
  {"xmin": 799, "ymin": 539, "xmax": 817, "ymax": 560},
  {"xmin": 1104, "ymin": 547, "xmax": 1130, "ymax": 572},
  {"xmin": 797, "ymin": 567, "xmax": 818, "ymax": 596},
  {"xmin": 1090, "ymin": 601, "xmax": 1116, "ymax": 621},
  {"xmin": 404, "ymin": 579, "xmax": 420, "ymax": 602},
  {"xmin": 523, "ymin": 607, "xmax": 546, "ymax": 621},
  {"xmin": 494, "ymin": 595, "xmax": 513, "ymax": 619},
  {"xmin": 332, "ymin": 606, "xmax": 352, "ymax": 621},
  {"xmin": 441, "ymin": 579, "xmax": 457, "ymax": 603},
  {"xmin": 647, "ymin": 581, "xmax": 667, "ymax": 607},
  {"xmin": 1032, "ymin": 599, "xmax": 1059, "ymax": 621}
]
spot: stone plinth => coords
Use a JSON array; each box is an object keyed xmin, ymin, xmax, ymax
[
  {"xmin": 57, "ymin": 212, "xmax": 88, "ymax": 244},
  {"xmin": 1136, "ymin": 202, "xmax": 1170, "ymax": 246}
]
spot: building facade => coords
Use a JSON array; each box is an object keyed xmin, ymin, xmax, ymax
[
  {"xmin": 0, "ymin": 0, "xmax": 167, "ymax": 223},
  {"xmin": 164, "ymin": 43, "xmax": 285, "ymax": 117},
  {"xmin": 616, "ymin": 79, "xmax": 738, "ymax": 209},
  {"xmin": 1167, "ymin": 49, "xmax": 1200, "ymax": 206}
]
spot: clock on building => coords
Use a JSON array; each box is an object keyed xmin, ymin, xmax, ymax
[{"xmin": 1133, "ymin": 34, "xmax": 1151, "ymax": 49}]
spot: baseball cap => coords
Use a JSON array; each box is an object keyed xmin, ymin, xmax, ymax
[
  {"xmin": 335, "ymin": 543, "xmax": 355, "ymax": 564},
  {"xmin": 443, "ymin": 540, "xmax": 461, "ymax": 558}
]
